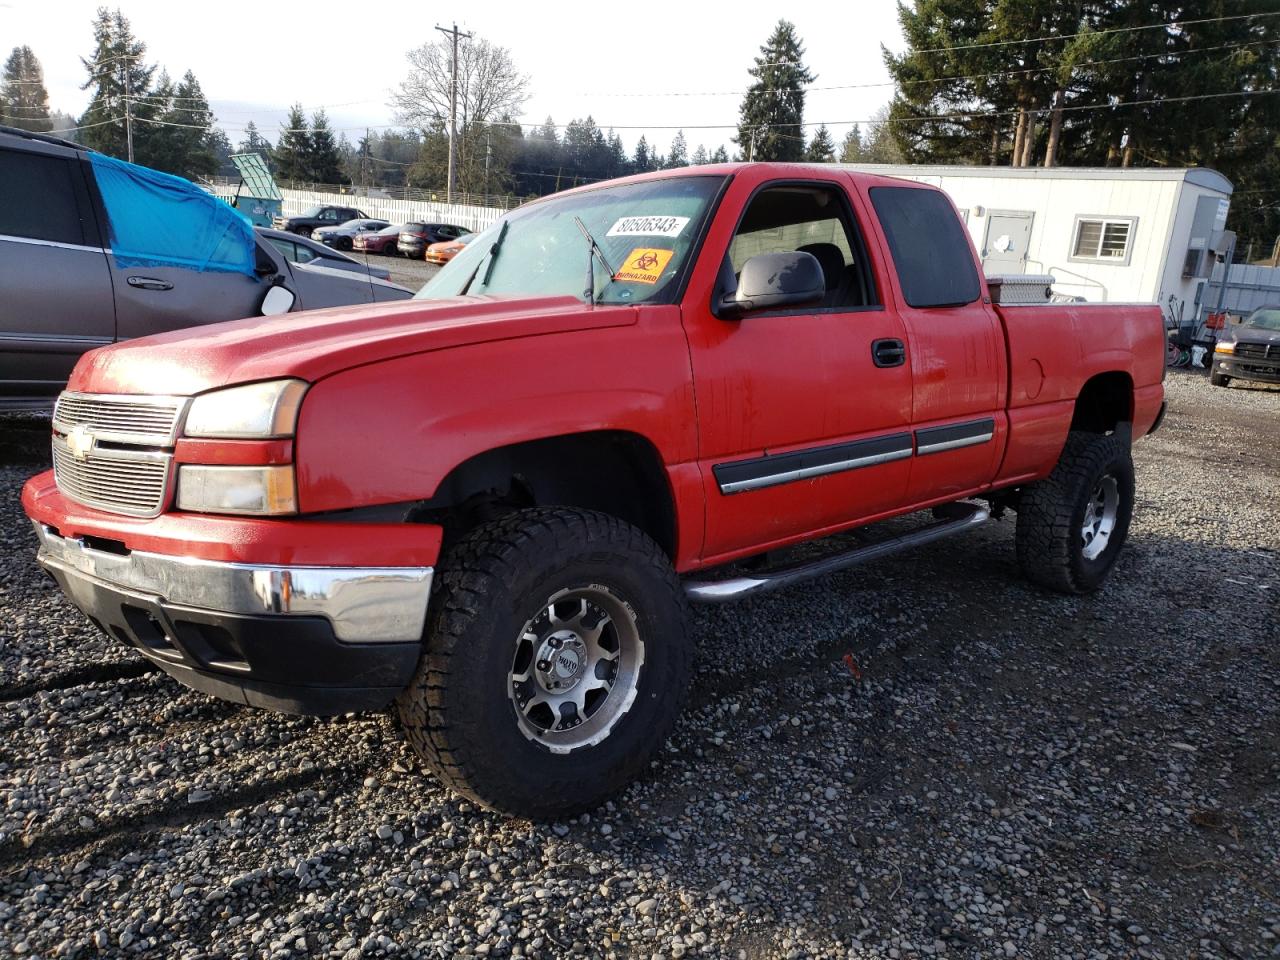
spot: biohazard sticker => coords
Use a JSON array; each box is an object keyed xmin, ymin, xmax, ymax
[
  {"xmin": 606, "ymin": 215, "xmax": 689, "ymax": 238},
  {"xmin": 614, "ymin": 248, "xmax": 674, "ymax": 285}
]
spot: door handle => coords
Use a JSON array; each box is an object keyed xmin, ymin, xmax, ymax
[
  {"xmin": 127, "ymin": 276, "xmax": 174, "ymax": 291},
  {"xmin": 872, "ymin": 338, "xmax": 906, "ymax": 367}
]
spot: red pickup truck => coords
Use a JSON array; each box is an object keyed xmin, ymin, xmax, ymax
[{"xmin": 23, "ymin": 163, "xmax": 1166, "ymax": 819}]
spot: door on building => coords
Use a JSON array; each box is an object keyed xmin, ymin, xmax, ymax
[{"xmin": 982, "ymin": 210, "xmax": 1035, "ymax": 274}]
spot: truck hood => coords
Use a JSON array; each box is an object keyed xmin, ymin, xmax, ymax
[{"xmin": 69, "ymin": 295, "xmax": 636, "ymax": 396}]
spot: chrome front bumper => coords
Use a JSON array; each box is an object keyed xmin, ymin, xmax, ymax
[{"xmin": 32, "ymin": 522, "xmax": 433, "ymax": 643}]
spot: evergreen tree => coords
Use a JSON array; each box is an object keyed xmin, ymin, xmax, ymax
[
  {"xmin": 273, "ymin": 104, "xmax": 312, "ymax": 182},
  {"xmin": 839, "ymin": 125, "xmax": 864, "ymax": 162},
  {"xmin": 633, "ymin": 135, "xmax": 653, "ymax": 172},
  {"xmin": 2, "ymin": 46, "xmax": 52, "ymax": 132},
  {"xmin": 150, "ymin": 69, "xmax": 216, "ymax": 179},
  {"xmin": 238, "ymin": 121, "xmax": 273, "ymax": 161},
  {"xmin": 666, "ymin": 130, "xmax": 688, "ymax": 167},
  {"xmin": 805, "ymin": 124, "xmax": 835, "ymax": 162},
  {"xmin": 605, "ymin": 130, "xmax": 628, "ymax": 178},
  {"xmin": 78, "ymin": 7, "xmax": 157, "ymax": 160},
  {"xmin": 307, "ymin": 109, "xmax": 347, "ymax": 184},
  {"xmin": 734, "ymin": 20, "xmax": 814, "ymax": 161},
  {"xmin": 709, "ymin": 145, "xmax": 729, "ymax": 164},
  {"xmin": 691, "ymin": 144, "xmax": 708, "ymax": 165},
  {"xmin": 863, "ymin": 108, "xmax": 906, "ymax": 163}
]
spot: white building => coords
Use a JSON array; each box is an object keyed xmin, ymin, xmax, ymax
[{"xmin": 847, "ymin": 164, "xmax": 1233, "ymax": 321}]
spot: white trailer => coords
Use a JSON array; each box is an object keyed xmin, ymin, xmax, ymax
[{"xmin": 846, "ymin": 163, "xmax": 1233, "ymax": 324}]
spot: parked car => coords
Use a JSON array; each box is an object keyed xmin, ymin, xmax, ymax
[
  {"xmin": 311, "ymin": 218, "xmax": 390, "ymax": 251},
  {"xmin": 273, "ymin": 204, "xmax": 368, "ymax": 237},
  {"xmin": 22, "ymin": 162, "xmax": 1165, "ymax": 820},
  {"xmin": 424, "ymin": 232, "xmax": 476, "ymax": 265},
  {"xmin": 1211, "ymin": 305, "xmax": 1280, "ymax": 387},
  {"xmin": 0, "ymin": 125, "xmax": 411, "ymax": 411},
  {"xmin": 397, "ymin": 221, "xmax": 471, "ymax": 258},
  {"xmin": 353, "ymin": 224, "xmax": 406, "ymax": 256},
  {"xmin": 257, "ymin": 228, "xmax": 393, "ymax": 281}
]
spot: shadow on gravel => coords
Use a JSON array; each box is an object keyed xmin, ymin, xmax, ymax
[
  {"xmin": 0, "ymin": 658, "xmax": 158, "ymax": 704},
  {"xmin": 0, "ymin": 416, "xmax": 50, "ymax": 467},
  {"xmin": 0, "ymin": 763, "xmax": 362, "ymax": 874}
]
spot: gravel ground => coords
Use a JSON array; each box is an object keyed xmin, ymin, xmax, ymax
[
  {"xmin": 380, "ymin": 256, "xmax": 440, "ymax": 293},
  {"xmin": 1, "ymin": 370, "xmax": 1277, "ymax": 960}
]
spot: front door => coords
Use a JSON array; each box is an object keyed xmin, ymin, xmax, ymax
[
  {"xmin": 982, "ymin": 210, "xmax": 1035, "ymax": 274},
  {"xmin": 0, "ymin": 146, "xmax": 116, "ymax": 399},
  {"xmin": 684, "ymin": 178, "xmax": 914, "ymax": 565}
]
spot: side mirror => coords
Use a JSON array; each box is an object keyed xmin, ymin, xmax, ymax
[
  {"xmin": 260, "ymin": 282, "xmax": 297, "ymax": 316},
  {"xmin": 719, "ymin": 250, "xmax": 826, "ymax": 320}
]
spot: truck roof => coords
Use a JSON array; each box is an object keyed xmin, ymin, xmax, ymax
[{"xmin": 0, "ymin": 123, "xmax": 82, "ymax": 152}]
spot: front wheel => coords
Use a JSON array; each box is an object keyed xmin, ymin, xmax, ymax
[
  {"xmin": 1015, "ymin": 431, "xmax": 1135, "ymax": 594},
  {"xmin": 396, "ymin": 508, "xmax": 691, "ymax": 819},
  {"xmin": 1210, "ymin": 370, "xmax": 1231, "ymax": 387}
]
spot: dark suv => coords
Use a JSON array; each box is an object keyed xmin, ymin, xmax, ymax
[
  {"xmin": 397, "ymin": 221, "xmax": 471, "ymax": 258},
  {"xmin": 1212, "ymin": 305, "xmax": 1280, "ymax": 387},
  {"xmin": 0, "ymin": 126, "xmax": 410, "ymax": 412},
  {"xmin": 273, "ymin": 204, "xmax": 368, "ymax": 237}
]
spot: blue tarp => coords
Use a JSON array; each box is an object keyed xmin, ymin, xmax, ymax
[{"xmin": 88, "ymin": 152, "xmax": 256, "ymax": 276}]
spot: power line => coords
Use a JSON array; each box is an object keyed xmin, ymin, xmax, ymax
[{"xmin": 908, "ymin": 9, "xmax": 1280, "ymax": 55}]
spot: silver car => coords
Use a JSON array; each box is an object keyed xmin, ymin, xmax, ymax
[{"xmin": 0, "ymin": 125, "xmax": 411, "ymax": 412}]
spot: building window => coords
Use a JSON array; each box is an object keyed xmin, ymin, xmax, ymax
[{"xmin": 1071, "ymin": 216, "xmax": 1136, "ymax": 264}]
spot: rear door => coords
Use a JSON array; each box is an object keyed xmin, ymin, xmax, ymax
[
  {"xmin": 864, "ymin": 184, "xmax": 1007, "ymax": 505},
  {"xmin": 0, "ymin": 143, "xmax": 116, "ymax": 399}
]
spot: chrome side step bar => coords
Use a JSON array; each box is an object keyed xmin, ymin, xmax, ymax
[{"xmin": 683, "ymin": 501, "xmax": 990, "ymax": 603}]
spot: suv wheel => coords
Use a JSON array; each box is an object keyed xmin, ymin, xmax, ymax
[
  {"xmin": 1015, "ymin": 431, "xmax": 1135, "ymax": 594},
  {"xmin": 396, "ymin": 508, "xmax": 691, "ymax": 819}
]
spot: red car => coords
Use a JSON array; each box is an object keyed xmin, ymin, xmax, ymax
[
  {"xmin": 24, "ymin": 162, "xmax": 1165, "ymax": 820},
  {"xmin": 352, "ymin": 224, "xmax": 404, "ymax": 256}
]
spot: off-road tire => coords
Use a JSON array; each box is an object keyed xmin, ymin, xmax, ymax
[
  {"xmin": 1015, "ymin": 431, "xmax": 1135, "ymax": 595},
  {"xmin": 1210, "ymin": 371, "xmax": 1230, "ymax": 387},
  {"xmin": 396, "ymin": 507, "xmax": 691, "ymax": 820}
]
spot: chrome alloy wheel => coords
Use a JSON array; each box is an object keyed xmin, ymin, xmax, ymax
[
  {"xmin": 508, "ymin": 585, "xmax": 645, "ymax": 754},
  {"xmin": 1081, "ymin": 474, "xmax": 1120, "ymax": 560}
]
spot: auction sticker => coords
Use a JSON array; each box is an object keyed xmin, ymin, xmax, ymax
[
  {"xmin": 606, "ymin": 215, "xmax": 689, "ymax": 238},
  {"xmin": 614, "ymin": 248, "xmax": 674, "ymax": 284}
]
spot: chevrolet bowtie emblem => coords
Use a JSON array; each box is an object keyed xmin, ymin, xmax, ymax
[{"xmin": 66, "ymin": 424, "xmax": 95, "ymax": 462}]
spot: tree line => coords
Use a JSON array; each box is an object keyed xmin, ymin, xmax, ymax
[{"xmin": 8, "ymin": 6, "xmax": 1280, "ymax": 254}]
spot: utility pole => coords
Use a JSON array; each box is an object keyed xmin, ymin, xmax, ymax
[
  {"xmin": 435, "ymin": 21, "xmax": 472, "ymax": 203},
  {"xmin": 123, "ymin": 58, "xmax": 134, "ymax": 163},
  {"xmin": 484, "ymin": 128, "xmax": 492, "ymax": 201}
]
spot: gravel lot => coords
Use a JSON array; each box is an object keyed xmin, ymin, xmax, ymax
[
  {"xmin": 1, "ymin": 370, "xmax": 1277, "ymax": 960},
  {"xmin": 381, "ymin": 256, "xmax": 439, "ymax": 293}
]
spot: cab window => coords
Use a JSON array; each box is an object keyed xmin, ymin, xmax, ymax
[{"xmin": 727, "ymin": 184, "xmax": 877, "ymax": 309}]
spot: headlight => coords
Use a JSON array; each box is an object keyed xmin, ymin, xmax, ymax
[
  {"xmin": 185, "ymin": 379, "xmax": 307, "ymax": 439},
  {"xmin": 1214, "ymin": 341, "xmax": 1235, "ymax": 354},
  {"xmin": 176, "ymin": 465, "xmax": 297, "ymax": 515}
]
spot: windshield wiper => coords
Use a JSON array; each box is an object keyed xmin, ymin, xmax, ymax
[
  {"xmin": 461, "ymin": 219, "xmax": 509, "ymax": 295},
  {"xmin": 574, "ymin": 217, "xmax": 616, "ymax": 306}
]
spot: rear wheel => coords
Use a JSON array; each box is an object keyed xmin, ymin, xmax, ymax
[
  {"xmin": 395, "ymin": 507, "xmax": 691, "ymax": 819},
  {"xmin": 1015, "ymin": 431, "xmax": 1135, "ymax": 594}
]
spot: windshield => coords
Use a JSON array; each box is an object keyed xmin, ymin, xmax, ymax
[
  {"xmin": 1243, "ymin": 306, "xmax": 1280, "ymax": 332},
  {"xmin": 301, "ymin": 206, "xmax": 323, "ymax": 218},
  {"xmin": 416, "ymin": 175, "xmax": 725, "ymax": 305}
]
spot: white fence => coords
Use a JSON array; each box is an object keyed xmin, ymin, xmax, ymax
[
  {"xmin": 206, "ymin": 184, "xmax": 507, "ymax": 233},
  {"xmin": 277, "ymin": 189, "xmax": 507, "ymax": 233}
]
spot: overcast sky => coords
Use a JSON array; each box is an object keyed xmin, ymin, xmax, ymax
[{"xmin": 4, "ymin": 0, "xmax": 908, "ymax": 155}]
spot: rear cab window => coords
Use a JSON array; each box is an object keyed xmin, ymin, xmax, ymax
[{"xmin": 869, "ymin": 186, "xmax": 980, "ymax": 308}]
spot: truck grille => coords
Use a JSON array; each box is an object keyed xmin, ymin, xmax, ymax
[
  {"xmin": 1234, "ymin": 342, "xmax": 1278, "ymax": 361},
  {"xmin": 51, "ymin": 392, "xmax": 186, "ymax": 517},
  {"xmin": 54, "ymin": 392, "xmax": 185, "ymax": 445}
]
